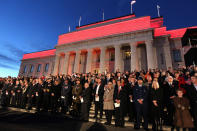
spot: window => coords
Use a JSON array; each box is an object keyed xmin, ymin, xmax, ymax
[
  {"xmin": 30, "ymin": 65, "xmax": 34, "ymax": 73},
  {"xmin": 109, "ymin": 52, "xmax": 115, "ymax": 61},
  {"xmin": 45, "ymin": 63, "xmax": 49, "ymax": 72},
  {"xmin": 23, "ymin": 65, "xmax": 27, "ymax": 73},
  {"xmin": 173, "ymin": 50, "xmax": 182, "ymax": 62},
  {"xmin": 160, "ymin": 54, "xmax": 164, "ymax": 64},
  {"xmin": 96, "ymin": 54, "xmax": 100, "ymax": 62},
  {"xmin": 37, "ymin": 64, "xmax": 41, "ymax": 72}
]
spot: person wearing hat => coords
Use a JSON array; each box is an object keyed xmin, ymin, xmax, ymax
[{"xmin": 133, "ymin": 76, "xmax": 149, "ymax": 130}]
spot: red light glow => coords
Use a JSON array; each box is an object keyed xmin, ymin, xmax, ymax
[
  {"xmin": 22, "ymin": 49, "xmax": 56, "ymax": 60},
  {"xmin": 58, "ymin": 16, "xmax": 151, "ymax": 45}
]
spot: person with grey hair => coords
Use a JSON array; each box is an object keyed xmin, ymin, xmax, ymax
[{"xmin": 163, "ymin": 75, "xmax": 179, "ymax": 131}]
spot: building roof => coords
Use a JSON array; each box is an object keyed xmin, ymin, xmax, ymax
[
  {"xmin": 22, "ymin": 49, "xmax": 56, "ymax": 60},
  {"xmin": 21, "ymin": 14, "xmax": 197, "ymax": 60},
  {"xmin": 58, "ymin": 16, "xmax": 155, "ymax": 46}
]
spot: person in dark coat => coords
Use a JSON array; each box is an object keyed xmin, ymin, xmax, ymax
[
  {"xmin": 173, "ymin": 89, "xmax": 194, "ymax": 131},
  {"xmin": 15, "ymin": 80, "xmax": 22, "ymax": 108},
  {"xmin": 187, "ymin": 76, "xmax": 197, "ymax": 131},
  {"xmin": 27, "ymin": 79, "xmax": 36, "ymax": 110},
  {"xmin": 133, "ymin": 77, "xmax": 149, "ymax": 130},
  {"xmin": 35, "ymin": 79, "xmax": 43, "ymax": 112},
  {"xmin": 80, "ymin": 82, "xmax": 92, "ymax": 122},
  {"xmin": 72, "ymin": 79, "xmax": 82, "ymax": 117},
  {"xmin": 163, "ymin": 76, "xmax": 178, "ymax": 130},
  {"xmin": 104, "ymin": 73, "xmax": 113, "ymax": 85},
  {"xmin": 61, "ymin": 79, "xmax": 72, "ymax": 113},
  {"xmin": 93, "ymin": 77, "xmax": 104, "ymax": 120},
  {"xmin": 150, "ymin": 78, "xmax": 164, "ymax": 131},
  {"xmin": 126, "ymin": 76, "xmax": 136, "ymax": 122},
  {"xmin": 1, "ymin": 80, "xmax": 12, "ymax": 107},
  {"xmin": 50, "ymin": 79, "xmax": 61, "ymax": 113},
  {"xmin": 113, "ymin": 79, "xmax": 127, "ymax": 127},
  {"xmin": 21, "ymin": 80, "xmax": 29, "ymax": 109},
  {"xmin": 42, "ymin": 78, "xmax": 52, "ymax": 112}
]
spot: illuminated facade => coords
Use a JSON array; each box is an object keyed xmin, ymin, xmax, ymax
[{"xmin": 19, "ymin": 14, "xmax": 197, "ymax": 77}]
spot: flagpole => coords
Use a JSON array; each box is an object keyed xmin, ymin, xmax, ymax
[
  {"xmin": 79, "ymin": 16, "xmax": 82, "ymax": 27},
  {"xmin": 68, "ymin": 26, "xmax": 71, "ymax": 32},
  {"xmin": 157, "ymin": 5, "xmax": 160, "ymax": 17},
  {"xmin": 103, "ymin": 10, "xmax": 105, "ymax": 21},
  {"xmin": 130, "ymin": 0, "xmax": 136, "ymax": 14}
]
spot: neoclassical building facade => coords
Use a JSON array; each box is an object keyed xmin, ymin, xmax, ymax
[{"xmin": 19, "ymin": 14, "xmax": 197, "ymax": 77}]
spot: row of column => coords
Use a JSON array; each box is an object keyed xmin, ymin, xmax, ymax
[{"xmin": 53, "ymin": 40, "xmax": 172, "ymax": 75}]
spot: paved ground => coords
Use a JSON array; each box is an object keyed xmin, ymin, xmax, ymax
[{"xmin": 0, "ymin": 108, "xmax": 146, "ymax": 131}]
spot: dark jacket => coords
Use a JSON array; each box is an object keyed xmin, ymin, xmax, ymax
[{"xmin": 133, "ymin": 84, "xmax": 149, "ymax": 103}]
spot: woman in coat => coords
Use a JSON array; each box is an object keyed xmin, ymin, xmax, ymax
[
  {"xmin": 103, "ymin": 81, "xmax": 114, "ymax": 125},
  {"xmin": 150, "ymin": 78, "xmax": 164, "ymax": 131},
  {"xmin": 173, "ymin": 89, "xmax": 194, "ymax": 131}
]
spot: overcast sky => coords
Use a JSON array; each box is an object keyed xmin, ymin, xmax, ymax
[{"xmin": 0, "ymin": 0, "xmax": 197, "ymax": 77}]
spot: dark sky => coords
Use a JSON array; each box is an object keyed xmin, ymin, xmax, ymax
[{"xmin": 0, "ymin": 0, "xmax": 197, "ymax": 77}]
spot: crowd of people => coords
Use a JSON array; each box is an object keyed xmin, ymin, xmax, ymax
[{"xmin": 0, "ymin": 66, "xmax": 196, "ymax": 131}]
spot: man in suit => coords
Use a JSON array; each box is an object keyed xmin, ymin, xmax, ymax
[
  {"xmin": 163, "ymin": 76, "xmax": 178, "ymax": 130},
  {"xmin": 133, "ymin": 77, "xmax": 149, "ymax": 130},
  {"xmin": 126, "ymin": 76, "xmax": 136, "ymax": 122},
  {"xmin": 104, "ymin": 73, "xmax": 112, "ymax": 85},
  {"xmin": 188, "ymin": 76, "xmax": 197, "ymax": 130},
  {"xmin": 61, "ymin": 79, "xmax": 72, "ymax": 113},
  {"xmin": 113, "ymin": 79, "xmax": 128, "ymax": 127},
  {"xmin": 80, "ymin": 82, "xmax": 92, "ymax": 122},
  {"xmin": 93, "ymin": 77, "xmax": 104, "ymax": 120}
]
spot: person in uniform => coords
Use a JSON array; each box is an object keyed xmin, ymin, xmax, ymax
[{"xmin": 133, "ymin": 77, "xmax": 149, "ymax": 130}]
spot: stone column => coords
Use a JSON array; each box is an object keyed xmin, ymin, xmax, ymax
[
  {"xmin": 74, "ymin": 50, "xmax": 80, "ymax": 73},
  {"xmin": 86, "ymin": 49, "xmax": 92, "ymax": 73},
  {"xmin": 130, "ymin": 42, "xmax": 137, "ymax": 71},
  {"xmin": 62, "ymin": 52, "xmax": 70, "ymax": 75},
  {"xmin": 163, "ymin": 37, "xmax": 173, "ymax": 69},
  {"xmin": 114, "ymin": 45, "xmax": 122, "ymax": 72},
  {"xmin": 146, "ymin": 40, "xmax": 155, "ymax": 69},
  {"xmin": 100, "ymin": 46, "xmax": 106, "ymax": 73},
  {"xmin": 53, "ymin": 54, "xmax": 61, "ymax": 75}
]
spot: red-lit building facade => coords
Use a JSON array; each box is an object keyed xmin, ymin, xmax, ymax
[{"xmin": 19, "ymin": 14, "xmax": 197, "ymax": 77}]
